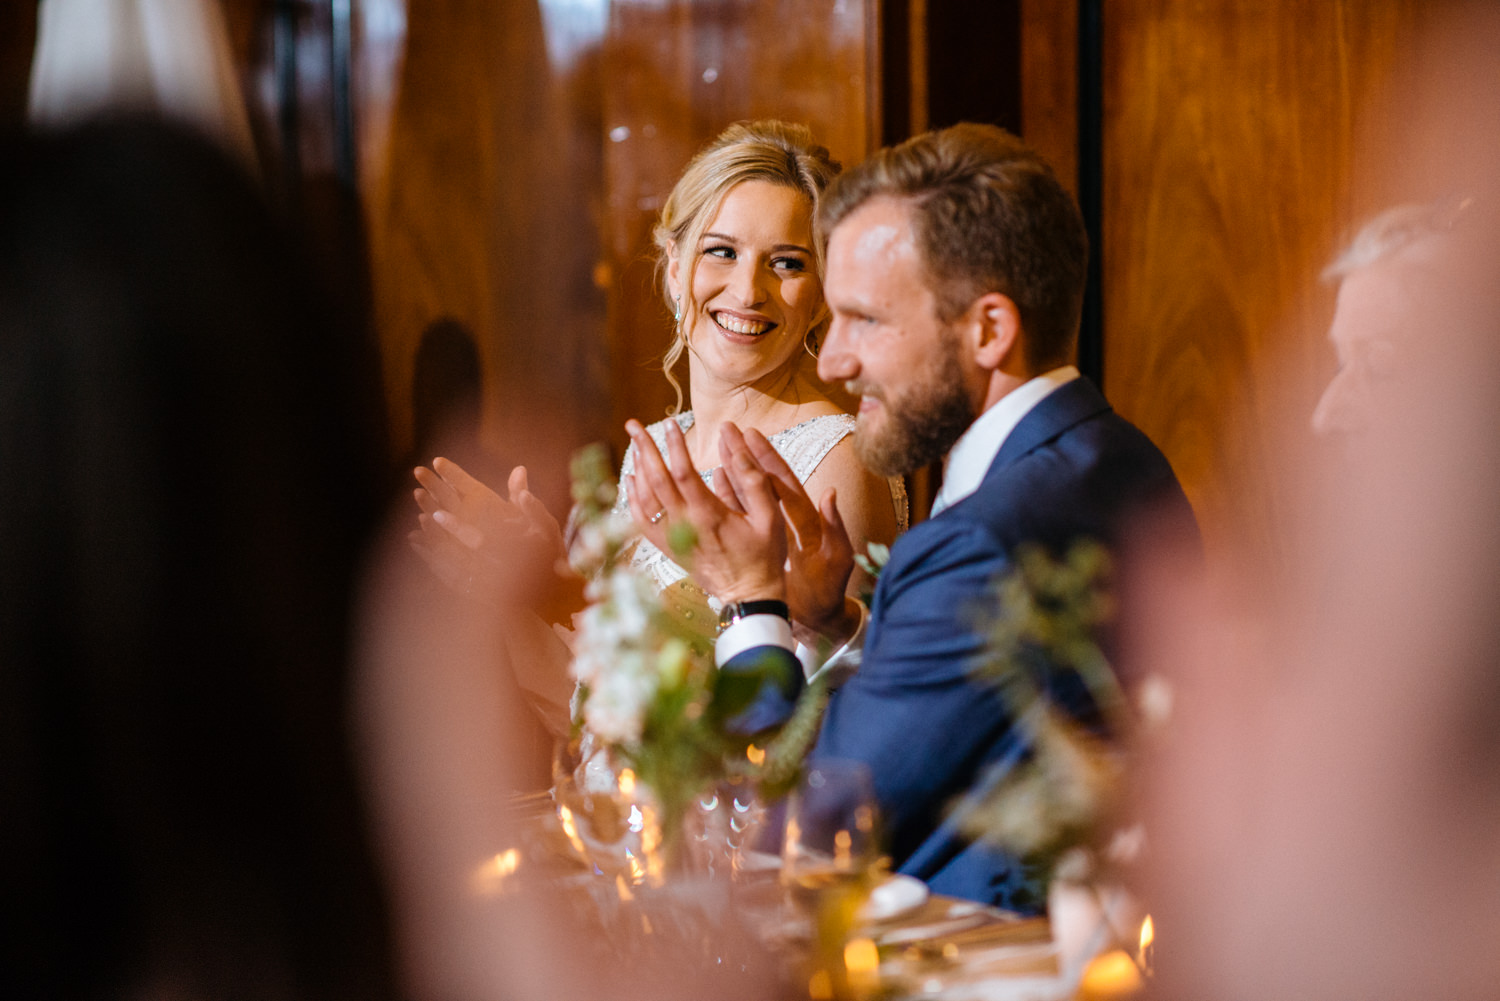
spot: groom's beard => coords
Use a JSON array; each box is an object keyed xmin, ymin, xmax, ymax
[{"xmin": 851, "ymin": 332, "xmax": 974, "ymax": 478}]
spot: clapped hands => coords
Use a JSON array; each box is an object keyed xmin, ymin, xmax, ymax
[
  {"xmin": 624, "ymin": 419, "xmax": 861, "ymax": 645},
  {"xmin": 410, "ymin": 459, "xmax": 582, "ymax": 618},
  {"xmin": 624, "ymin": 418, "xmax": 788, "ymax": 605}
]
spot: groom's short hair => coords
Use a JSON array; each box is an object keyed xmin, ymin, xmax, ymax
[{"xmin": 819, "ymin": 123, "xmax": 1087, "ymax": 371}]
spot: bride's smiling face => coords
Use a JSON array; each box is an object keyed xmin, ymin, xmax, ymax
[{"xmin": 669, "ymin": 179, "xmax": 824, "ymax": 391}]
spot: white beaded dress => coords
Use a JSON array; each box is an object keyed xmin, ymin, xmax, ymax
[{"xmin": 509, "ymin": 411, "xmax": 907, "ymax": 737}]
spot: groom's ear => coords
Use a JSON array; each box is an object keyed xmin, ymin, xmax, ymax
[{"xmin": 967, "ymin": 292, "xmax": 1022, "ymax": 373}]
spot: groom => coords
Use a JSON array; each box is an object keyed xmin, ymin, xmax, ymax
[{"xmin": 626, "ymin": 123, "xmax": 1196, "ymax": 911}]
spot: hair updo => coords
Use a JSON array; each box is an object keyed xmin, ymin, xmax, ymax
[{"xmin": 653, "ymin": 120, "xmax": 841, "ymax": 411}]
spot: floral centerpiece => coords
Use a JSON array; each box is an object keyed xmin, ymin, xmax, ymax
[{"xmin": 558, "ymin": 444, "xmax": 825, "ymax": 881}]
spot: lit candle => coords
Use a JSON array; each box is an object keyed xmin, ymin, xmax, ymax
[
  {"xmin": 1077, "ymin": 949, "xmax": 1144, "ymax": 1000},
  {"xmin": 844, "ymin": 937, "xmax": 880, "ymax": 996}
]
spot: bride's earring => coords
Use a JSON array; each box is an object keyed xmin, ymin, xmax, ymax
[
  {"xmin": 804, "ymin": 328, "xmax": 820, "ymax": 359},
  {"xmin": 673, "ymin": 296, "xmax": 682, "ymax": 335}
]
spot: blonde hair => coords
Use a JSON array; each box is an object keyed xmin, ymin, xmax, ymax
[{"xmin": 653, "ymin": 120, "xmax": 841, "ymax": 412}]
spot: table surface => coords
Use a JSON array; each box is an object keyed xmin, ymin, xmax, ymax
[{"xmin": 504, "ymin": 791, "xmax": 1081, "ymax": 1000}]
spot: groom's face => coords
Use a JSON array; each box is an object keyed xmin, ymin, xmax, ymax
[{"xmin": 819, "ymin": 197, "xmax": 976, "ymax": 477}]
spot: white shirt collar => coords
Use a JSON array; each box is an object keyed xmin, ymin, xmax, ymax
[{"xmin": 929, "ymin": 366, "xmax": 1080, "ymax": 517}]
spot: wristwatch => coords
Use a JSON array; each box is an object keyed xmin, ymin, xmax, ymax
[{"xmin": 716, "ymin": 599, "xmax": 790, "ymax": 634}]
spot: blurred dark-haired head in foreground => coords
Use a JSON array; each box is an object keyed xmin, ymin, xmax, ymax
[{"xmin": 0, "ymin": 118, "xmax": 397, "ymax": 1000}]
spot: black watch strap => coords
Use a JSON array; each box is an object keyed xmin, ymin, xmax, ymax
[{"xmin": 717, "ymin": 599, "xmax": 790, "ymax": 633}]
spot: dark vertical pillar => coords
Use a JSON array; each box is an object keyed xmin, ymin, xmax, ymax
[
  {"xmin": 273, "ymin": 0, "xmax": 302, "ymax": 207},
  {"xmin": 330, "ymin": 0, "xmax": 356, "ymax": 190},
  {"xmin": 0, "ymin": 0, "xmax": 37, "ymax": 128},
  {"xmin": 1076, "ymin": 0, "xmax": 1105, "ymax": 387},
  {"xmin": 924, "ymin": 0, "xmax": 1021, "ymax": 133},
  {"xmin": 880, "ymin": 0, "xmax": 913, "ymax": 145}
]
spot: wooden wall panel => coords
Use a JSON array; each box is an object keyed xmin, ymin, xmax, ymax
[
  {"xmin": 1020, "ymin": 0, "xmax": 1077, "ymax": 196},
  {"xmin": 364, "ymin": 0, "xmax": 608, "ymax": 508},
  {"xmin": 597, "ymin": 0, "xmax": 876, "ymax": 453},
  {"xmin": 363, "ymin": 0, "xmax": 875, "ymax": 503},
  {"xmin": 1100, "ymin": 0, "xmax": 1429, "ymax": 560}
]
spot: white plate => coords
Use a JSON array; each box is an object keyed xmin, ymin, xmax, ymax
[{"xmin": 860, "ymin": 873, "xmax": 929, "ymax": 922}]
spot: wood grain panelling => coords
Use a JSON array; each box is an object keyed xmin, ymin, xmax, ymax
[
  {"xmin": 1100, "ymin": 0, "xmax": 1428, "ymax": 560},
  {"xmin": 1020, "ymin": 0, "xmax": 1077, "ymax": 196},
  {"xmin": 364, "ymin": 0, "xmax": 874, "ymax": 501},
  {"xmin": 597, "ymin": 0, "xmax": 875, "ymax": 453},
  {"xmin": 365, "ymin": 0, "xmax": 607, "ymax": 509}
]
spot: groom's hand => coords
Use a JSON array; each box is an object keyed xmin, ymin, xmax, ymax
[
  {"xmin": 624, "ymin": 419, "xmax": 787, "ymax": 604},
  {"xmin": 726, "ymin": 424, "xmax": 860, "ymax": 645}
]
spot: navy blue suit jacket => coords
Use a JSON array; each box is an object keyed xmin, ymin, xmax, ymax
[{"xmin": 728, "ymin": 378, "xmax": 1195, "ymax": 911}]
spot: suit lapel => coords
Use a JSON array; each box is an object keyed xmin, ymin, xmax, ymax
[
  {"xmin": 867, "ymin": 379, "xmax": 1112, "ymax": 645},
  {"xmin": 986, "ymin": 377, "xmax": 1112, "ymax": 477}
]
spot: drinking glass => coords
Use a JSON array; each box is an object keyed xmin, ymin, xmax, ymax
[{"xmin": 782, "ymin": 760, "xmax": 884, "ymax": 998}]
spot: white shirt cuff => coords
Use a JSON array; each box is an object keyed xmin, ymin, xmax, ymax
[
  {"xmin": 714, "ymin": 613, "xmax": 795, "ymax": 665},
  {"xmin": 806, "ymin": 598, "xmax": 868, "ymax": 685}
]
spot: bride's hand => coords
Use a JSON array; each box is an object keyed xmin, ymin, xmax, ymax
[
  {"xmin": 624, "ymin": 418, "xmax": 788, "ymax": 605},
  {"xmin": 503, "ymin": 465, "xmax": 569, "ymax": 575},
  {"xmin": 410, "ymin": 459, "xmax": 572, "ymax": 606},
  {"xmin": 728, "ymin": 424, "xmax": 858, "ymax": 643}
]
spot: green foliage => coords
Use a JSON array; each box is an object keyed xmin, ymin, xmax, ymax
[
  {"xmin": 570, "ymin": 443, "xmax": 617, "ymax": 517},
  {"xmin": 567, "ymin": 440, "xmax": 822, "ymax": 841},
  {"xmin": 746, "ymin": 673, "xmax": 832, "ymax": 801},
  {"xmin": 973, "ymin": 541, "xmax": 1122, "ymax": 720},
  {"xmin": 854, "ymin": 541, "xmax": 891, "ymax": 606},
  {"xmin": 853, "ymin": 541, "xmax": 891, "ymax": 579},
  {"xmin": 957, "ymin": 540, "xmax": 1130, "ymax": 872}
]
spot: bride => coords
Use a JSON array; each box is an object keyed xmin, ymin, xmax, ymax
[{"xmin": 411, "ymin": 121, "xmax": 906, "ymax": 734}]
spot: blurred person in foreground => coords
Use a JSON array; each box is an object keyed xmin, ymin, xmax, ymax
[
  {"xmin": 1135, "ymin": 8, "xmax": 1500, "ymax": 994},
  {"xmin": 628, "ymin": 123, "xmax": 1198, "ymax": 911},
  {"xmin": 0, "ymin": 119, "xmax": 395, "ymax": 1000},
  {"xmin": 1139, "ymin": 196, "xmax": 1500, "ymax": 1001},
  {"xmin": 1311, "ymin": 195, "xmax": 1477, "ymax": 438}
]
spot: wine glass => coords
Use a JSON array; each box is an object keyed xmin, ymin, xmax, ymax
[{"xmin": 782, "ymin": 760, "xmax": 884, "ymax": 998}]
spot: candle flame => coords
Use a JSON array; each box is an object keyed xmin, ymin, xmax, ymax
[
  {"xmin": 1139, "ymin": 913, "xmax": 1155, "ymax": 975},
  {"xmin": 845, "ymin": 937, "xmax": 880, "ymax": 992},
  {"xmin": 469, "ymin": 848, "xmax": 522, "ymax": 896},
  {"xmin": 618, "ymin": 768, "xmax": 636, "ymax": 797},
  {"xmin": 835, "ymin": 829, "xmax": 852, "ymax": 866},
  {"xmin": 557, "ymin": 806, "xmax": 587, "ymax": 858},
  {"xmin": 746, "ymin": 744, "xmax": 766, "ymax": 765}
]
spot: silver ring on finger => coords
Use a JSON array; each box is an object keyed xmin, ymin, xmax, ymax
[{"xmin": 650, "ymin": 509, "xmax": 666, "ymax": 525}]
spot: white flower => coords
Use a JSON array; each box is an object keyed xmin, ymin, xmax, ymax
[
  {"xmin": 605, "ymin": 567, "xmax": 653, "ymax": 640},
  {"xmin": 569, "ymin": 521, "xmax": 610, "ymax": 576},
  {"xmin": 583, "ymin": 651, "xmax": 657, "ymax": 745},
  {"xmin": 569, "ymin": 560, "xmax": 676, "ymax": 747}
]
